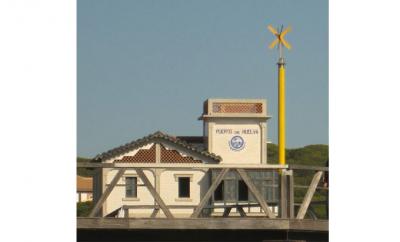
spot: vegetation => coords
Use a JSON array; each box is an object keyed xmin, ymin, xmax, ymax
[
  {"xmin": 77, "ymin": 157, "xmax": 96, "ymax": 216},
  {"xmin": 267, "ymin": 143, "xmax": 328, "ymax": 166},
  {"xmin": 77, "ymin": 201, "xmax": 93, "ymax": 217},
  {"xmin": 77, "ymin": 157, "xmax": 95, "ymax": 177},
  {"xmin": 268, "ymin": 143, "xmax": 329, "ymax": 219}
]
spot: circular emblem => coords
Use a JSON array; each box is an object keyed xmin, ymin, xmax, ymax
[{"xmin": 229, "ymin": 136, "xmax": 245, "ymax": 151}]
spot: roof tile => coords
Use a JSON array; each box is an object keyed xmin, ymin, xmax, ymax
[
  {"xmin": 93, "ymin": 131, "xmax": 221, "ymax": 162},
  {"xmin": 115, "ymin": 144, "xmax": 202, "ymax": 164},
  {"xmin": 77, "ymin": 176, "xmax": 93, "ymax": 192}
]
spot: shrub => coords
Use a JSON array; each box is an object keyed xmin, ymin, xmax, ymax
[{"xmin": 77, "ymin": 201, "xmax": 93, "ymax": 217}]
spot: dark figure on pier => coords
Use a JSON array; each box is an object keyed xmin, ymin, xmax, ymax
[
  {"xmin": 323, "ymin": 159, "xmax": 329, "ymax": 219},
  {"xmin": 322, "ymin": 159, "xmax": 329, "ymax": 188}
]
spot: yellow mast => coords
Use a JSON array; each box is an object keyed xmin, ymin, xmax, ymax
[
  {"xmin": 278, "ymin": 59, "xmax": 286, "ymax": 165},
  {"xmin": 267, "ymin": 25, "xmax": 292, "ymax": 166}
]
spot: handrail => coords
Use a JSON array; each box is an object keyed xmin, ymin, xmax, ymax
[
  {"xmin": 78, "ymin": 162, "xmax": 328, "ymax": 172},
  {"xmin": 288, "ymin": 164, "xmax": 328, "ymax": 171},
  {"xmin": 81, "ymin": 164, "xmax": 328, "ymax": 220},
  {"xmin": 77, "ymin": 162, "xmax": 288, "ymax": 169}
]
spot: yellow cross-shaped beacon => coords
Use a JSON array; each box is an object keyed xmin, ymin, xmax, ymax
[{"xmin": 268, "ymin": 25, "xmax": 292, "ymax": 50}]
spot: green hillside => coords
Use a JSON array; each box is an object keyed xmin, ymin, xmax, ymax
[
  {"xmin": 267, "ymin": 143, "xmax": 328, "ymax": 166},
  {"xmin": 267, "ymin": 143, "xmax": 329, "ymax": 219}
]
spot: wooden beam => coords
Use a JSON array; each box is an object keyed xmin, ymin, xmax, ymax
[
  {"xmin": 236, "ymin": 168, "xmax": 276, "ymax": 218},
  {"xmin": 294, "ymin": 201, "xmax": 326, "ymax": 206},
  {"xmin": 120, "ymin": 205, "xmax": 197, "ymax": 209},
  {"xmin": 124, "ymin": 207, "xmax": 129, "ymax": 218},
  {"xmin": 89, "ymin": 168, "xmax": 126, "ymax": 217},
  {"xmin": 150, "ymin": 208, "xmax": 159, "ymax": 218},
  {"xmin": 280, "ymin": 173, "xmax": 288, "ymax": 218},
  {"xmin": 296, "ymin": 171, "xmax": 323, "ymax": 219},
  {"xmin": 293, "ymin": 185, "xmax": 329, "ymax": 190},
  {"xmin": 78, "ymin": 162, "xmax": 114, "ymax": 168},
  {"xmin": 288, "ymin": 164, "xmax": 328, "ymax": 172},
  {"xmin": 155, "ymin": 144, "xmax": 161, "ymax": 163},
  {"xmin": 326, "ymin": 189, "xmax": 329, "ymax": 219},
  {"xmin": 237, "ymin": 206, "xmax": 247, "ymax": 217},
  {"xmin": 288, "ymin": 173, "xmax": 295, "ymax": 219},
  {"xmin": 135, "ymin": 168, "xmax": 174, "ymax": 219},
  {"xmin": 119, "ymin": 163, "xmax": 287, "ymax": 169},
  {"xmin": 289, "ymin": 219, "xmax": 329, "ymax": 231},
  {"xmin": 105, "ymin": 207, "xmax": 122, "ymax": 218},
  {"xmin": 77, "ymin": 217, "xmax": 329, "ymax": 232},
  {"xmin": 191, "ymin": 168, "xmax": 230, "ymax": 218},
  {"xmin": 78, "ymin": 162, "xmax": 287, "ymax": 169},
  {"xmin": 222, "ymin": 207, "xmax": 232, "ymax": 217}
]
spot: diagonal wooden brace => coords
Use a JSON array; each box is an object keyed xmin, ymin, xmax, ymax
[
  {"xmin": 236, "ymin": 168, "xmax": 276, "ymax": 218},
  {"xmin": 191, "ymin": 168, "xmax": 230, "ymax": 218},
  {"xmin": 150, "ymin": 208, "xmax": 160, "ymax": 218},
  {"xmin": 89, "ymin": 168, "xmax": 127, "ymax": 217},
  {"xmin": 222, "ymin": 207, "xmax": 232, "ymax": 217},
  {"xmin": 135, "ymin": 168, "xmax": 174, "ymax": 219},
  {"xmin": 296, "ymin": 171, "xmax": 323, "ymax": 219}
]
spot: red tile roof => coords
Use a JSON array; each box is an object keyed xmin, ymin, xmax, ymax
[
  {"xmin": 117, "ymin": 145, "xmax": 156, "ymax": 163},
  {"xmin": 160, "ymin": 145, "xmax": 202, "ymax": 163},
  {"xmin": 77, "ymin": 175, "xmax": 93, "ymax": 192},
  {"xmin": 93, "ymin": 131, "xmax": 221, "ymax": 162},
  {"xmin": 115, "ymin": 144, "xmax": 202, "ymax": 163}
]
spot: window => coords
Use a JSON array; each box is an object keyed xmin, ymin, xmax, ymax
[
  {"xmin": 238, "ymin": 180, "xmax": 248, "ymax": 201},
  {"xmin": 214, "ymin": 181, "xmax": 224, "ymax": 201},
  {"xmin": 178, "ymin": 177, "xmax": 190, "ymax": 198},
  {"xmin": 125, "ymin": 177, "xmax": 137, "ymax": 198}
]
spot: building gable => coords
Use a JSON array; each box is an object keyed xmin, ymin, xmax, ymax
[{"xmin": 93, "ymin": 131, "xmax": 221, "ymax": 163}]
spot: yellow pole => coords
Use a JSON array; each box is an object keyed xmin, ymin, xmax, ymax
[{"xmin": 278, "ymin": 59, "xmax": 286, "ymax": 165}]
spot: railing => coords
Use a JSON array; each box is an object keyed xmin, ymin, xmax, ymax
[{"xmin": 78, "ymin": 163, "xmax": 328, "ymax": 220}]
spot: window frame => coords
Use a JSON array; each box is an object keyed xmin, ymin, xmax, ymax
[
  {"xmin": 125, "ymin": 176, "xmax": 138, "ymax": 198},
  {"xmin": 177, "ymin": 176, "xmax": 191, "ymax": 198}
]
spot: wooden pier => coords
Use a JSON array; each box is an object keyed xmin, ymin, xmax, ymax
[{"xmin": 77, "ymin": 163, "xmax": 328, "ymax": 242}]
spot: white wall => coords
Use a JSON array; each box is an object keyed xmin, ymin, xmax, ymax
[
  {"xmin": 103, "ymin": 168, "xmax": 209, "ymax": 218},
  {"xmin": 159, "ymin": 169, "xmax": 209, "ymax": 216},
  {"xmin": 77, "ymin": 192, "xmax": 93, "ymax": 202},
  {"xmin": 103, "ymin": 169, "xmax": 155, "ymax": 216},
  {"xmin": 207, "ymin": 118, "xmax": 265, "ymax": 164}
]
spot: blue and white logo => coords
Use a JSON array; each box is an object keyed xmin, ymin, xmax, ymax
[{"xmin": 229, "ymin": 136, "xmax": 245, "ymax": 151}]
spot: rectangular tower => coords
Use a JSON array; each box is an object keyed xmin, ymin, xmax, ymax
[{"xmin": 200, "ymin": 99, "xmax": 271, "ymax": 164}]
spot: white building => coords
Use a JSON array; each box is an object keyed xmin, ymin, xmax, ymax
[
  {"xmin": 92, "ymin": 99, "xmax": 279, "ymax": 218},
  {"xmin": 77, "ymin": 175, "xmax": 93, "ymax": 202}
]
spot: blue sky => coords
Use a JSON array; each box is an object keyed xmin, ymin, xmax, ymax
[{"xmin": 78, "ymin": 0, "xmax": 328, "ymax": 158}]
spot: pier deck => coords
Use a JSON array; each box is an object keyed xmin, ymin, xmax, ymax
[
  {"xmin": 77, "ymin": 217, "xmax": 328, "ymax": 231},
  {"xmin": 77, "ymin": 218, "xmax": 328, "ymax": 242}
]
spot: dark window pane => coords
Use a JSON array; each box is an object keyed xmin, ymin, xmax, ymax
[
  {"xmin": 264, "ymin": 180, "xmax": 274, "ymax": 201},
  {"xmin": 238, "ymin": 180, "xmax": 248, "ymax": 201},
  {"xmin": 178, "ymin": 177, "xmax": 190, "ymax": 198},
  {"xmin": 214, "ymin": 181, "xmax": 224, "ymax": 201},
  {"xmin": 224, "ymin": 179, "xmax": 236, "ymax": 202},
  {"xmin": 125, "ymin": 177, "xmax": 137, "ymax": 198}
]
